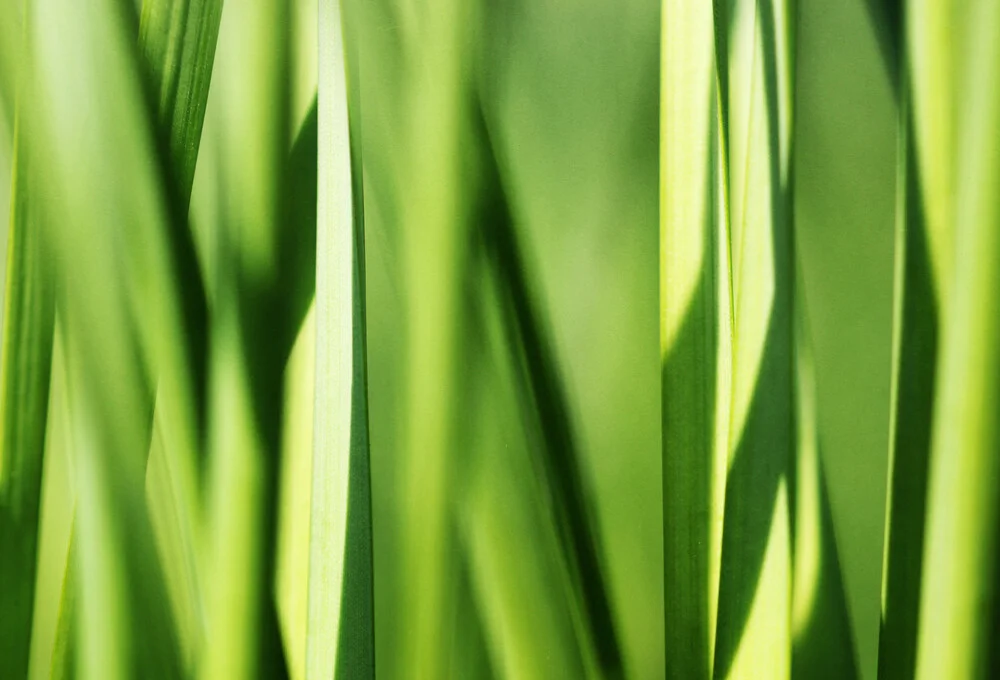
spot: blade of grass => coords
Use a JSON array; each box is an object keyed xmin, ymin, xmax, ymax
[
  {"xmin": 396, "ymin": 0, "xmax": 469, "ymax": 676},
  {"xmin": 305, "ymin": 0, "xmax": 375, "ymax": 675},
  {"xmin": 121, "ymin": 0, "xmax": 226, "ymax": 663},
  {"xmin": 198, "ymin": 0, "xmax": 292, "ymax": 675},
  {"xmin": 662, "ymin": 0, "xmax": 732, "ymax": 677},
  {"xmin": 712, "ymin": 0, "xmax": 796, "ymax": 676},
  {"xmin": 26, "ymin": 0, "xmax": 215, "ymax": 673},
  {"xmin": 0, "ymin": 58, "xmax": 56, "ymax": 680},
  {"xmin": 914, "ymin": 2, "xmax": 1000, "ymax": 676},
  {"xmin": 461, "ymin": 248, "xmax": 590, "ymax": 680},
  {"xmin": 276, "ymin": 305, "xmax": 316, "ymax": 680},
  {"xmin": 138, "ymin": 0, "xmax": 223, "ymax": 208},
  {"xmin": 26, "ymin": 319, "xmax": 76, "ymax": 680},
  {"xmin": 877, "ymin": 1, "xmax": 957, "ymax": 676},
  {"xmin": 474, "ymin": 109, "xmax": 623, "ymax": 678}
]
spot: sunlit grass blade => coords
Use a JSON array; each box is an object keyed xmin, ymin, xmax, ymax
[
  {"xmin": 712, "ymin": 0, "xmax": 796, "ymax": 677},
  {"xmin": 0, "ymin": 77, "xmax": 56, "ymax": 680},
  {"xmin": 305, "ymin": 0, "xmax": 375, "ymax": 676},
  {"xmin": 878, "ymin": 1, "xmax": 956, "ymax": 676},
  {"xmin": 790, "ymin": 305, "xmax": 858, "ymax": 680},
  {"xmin": 26, "ymin": 320, "xmax": 75, "ymax": 680},
  {"xmin": 662, "ymin": 0, "xmax": 732, "ymax": 677},
  {"xmin": 913, "ymin": 2, "xmax": 1000, "ymax": 677},
  {"xmin": 276, "ymin": 305, "xmax": 315, "ymax": 680}
]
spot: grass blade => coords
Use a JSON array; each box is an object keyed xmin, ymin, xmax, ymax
[
  {"xmin": 0, "ymin": 73, "xmax": 56, "ymax": 680},
  {"xmin": 139, "ymin": 0, "xmax": 223, "ymax": 208},
  {"xmin": 461, "ymin": 262, "xmax": 589, "ymax": 679},
  {"xmin": 712, "ymin": 0, "xmax": 796, "ymax": 676},
  {"xmin": 26, "ymin": 320, "xmax": 76, "ymax": 680},
  {"xmin": 913, "ymin": 2, "xmax": 1000, "ymax": 676},
  {"xmin": 478, "ymin": 120, "xmax": 623, "ymax": 678},
  {"xmin": 395, "ymin": 0, "xmax": 469, "ymax": 676},
  {"xmin": 662, "ymin": 0, "xmax": 731, "ymax": 676},
  {"xmin": 198, "ymin": 0, "xmax": 292, "ymax": 674},
  {"xmin": 306, "ymin": 0, "xmax": 375, "ymax": 676},
  {"xmin": 878, "ymin": 2, "xmax": 956, "ymax": 676}
]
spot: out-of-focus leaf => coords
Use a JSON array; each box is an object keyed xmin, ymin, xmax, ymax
[
  {"xmin": 28, "ymin": 0, "xmax": 197, "ymax": 674},
  {"xmin": 394, "ymin": 0, "xmax": 470, "ymax": 676},
  {"xmin": 198, "ymin": 0, "xmax": 291, "ymax": 675},
  {"xmin": 461, "ymin": 261, "xmax": 589, "ymax": 680},
  {"xmin": 790, "ymin": 305, "xmax": 858, "ymax": 680},
  {"xmin": 0, "ymin": 87, "xmax": 56, "ymax": 680},
  {"xmin": 913, "ymin": 2, "xmax": 1000, "ymax": 677},
  {"xmin": 305, "ymin": 0, "xmax": 375, "ymax": 676},
  {"xmin": 27, "ymin": 321, "xmax": 75, "ymax": 680}
]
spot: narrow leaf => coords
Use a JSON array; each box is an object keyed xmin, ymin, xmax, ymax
[
  {"xmin": 878, "ymin": 1, "xmax": 957, "ymax": 676},
  {"xmin": 914, "ymin": 1, "xmax": 1000, "ymax": 676},
  {"xmin": 305, "ymin": 0, "xmax": 375, "ymax": 676},
  {"xmin": 713, "ymin": 0, "xmax": 796, "ymax": 677},
  {"xmin": 0, "ymin": 80, "xmax": 56, "ymax": 680},
  {"xmin": 662, "ymin": 0, "xmax": 731, "ymax": 676}
]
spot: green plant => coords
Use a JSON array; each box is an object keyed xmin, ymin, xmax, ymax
[{"xmin": 0, "ymin": 0, "xmax": 997, "ymax": 679}]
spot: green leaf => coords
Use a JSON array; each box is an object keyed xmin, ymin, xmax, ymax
[
  {"xmin": 305, "ymin": 0, "xmax": 375, "ymax": 676},
  {"xmin": 139, "ymin": 0, "xmax": 223, "ymax": 208},
  {"xmin": 662, "ymin": 0, "xmax": 732, "ymax": 676},
  {"xmin": 790, "ymin": 305, "xmax": 859, "ymax": 680},
  {"xmin": 27, "ymin": 0, "xmax": 198, "ymax": 674},
  {"xmin": 878, "ymin": 3, "xmax": 958, "ymax": 676},
  {"xmin": 477, "ymin": 109, "xmax": 623, "ymax": 677},
  {"xmin": 712, "ymin": 0, "xmax": 796, "ymax": 677},
  {"xmin": 136, "ymin": 0, "xmax": 221, "ymax": 435},
  {"xmin": 26, "ymin": 321, "xmax": 76, "ymax": 680},
  {"xmin": 0, "ymin": 83, "xmax": 56, "ymax": 680},
  {"xmin": 461, "ymin": 263, "xmax": 589, "ymax": 680},
  {"xmin": 913, "ymin": 1, "xmax": 1000, "ymax": 676},
  {"xmin": 393, "ymin": 0, "xmax": 470, "ymax": 677},
  {"xmin": 198, "ymin": 0, "xmax": 292, "ymax": 675}
]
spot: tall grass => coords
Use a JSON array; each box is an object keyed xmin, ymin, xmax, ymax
[{"xmin": 0, "ymin": 0, "xmax": 998, "ymax": 679}]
